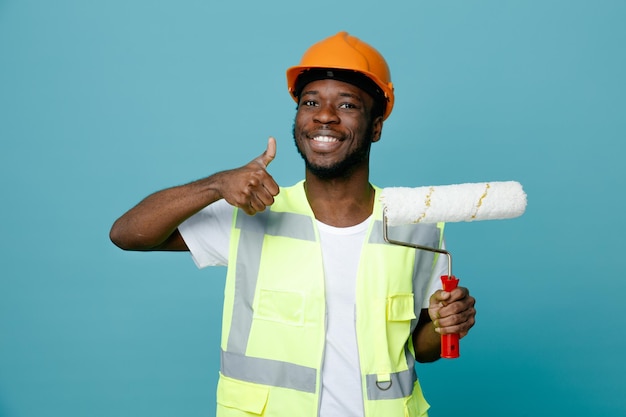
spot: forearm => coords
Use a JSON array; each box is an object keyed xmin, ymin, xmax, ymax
[
  {"xmin": 413, "ymin": 309, "xmax": 441, "ymax": 363},
  {"xmin": 110, "ymin": 173, "xmax": 225, "ymax": 250}
]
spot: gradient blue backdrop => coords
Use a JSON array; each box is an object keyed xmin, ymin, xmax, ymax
[{"xmin": 1, "ymin": 1, "xmax": 625, "ymax": 416}]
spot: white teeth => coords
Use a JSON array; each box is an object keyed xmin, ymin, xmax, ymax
[{"xmin": 313, "ymin": 136, "xmax": 338, "ymax": 143}]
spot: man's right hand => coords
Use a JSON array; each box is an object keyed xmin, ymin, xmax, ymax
[{"xmin": 218, "ymin": 137, "xmax": 280, "ymax": 215}]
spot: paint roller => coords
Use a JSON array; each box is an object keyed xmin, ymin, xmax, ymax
[{"xmin": 379, "ymin": 181, "xmax": 527, "ymax": 358}]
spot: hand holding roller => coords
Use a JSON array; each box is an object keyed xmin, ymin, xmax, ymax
[{"xmin": 380, "ymin": 181, "xmax": 527, "ymax": 358}]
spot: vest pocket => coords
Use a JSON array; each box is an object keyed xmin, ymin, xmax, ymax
[
  {"xmin": 386, "ymin": 293, "xmax": 417, "ymax": 364},
  {"xmin": 387, "ymin": 293, "xmax": 417, "ymax": 321},
  {"xmin": 254, "ymin": 288, "xmax": 305, "ymax": 326},
  {"xmin": 217, "ymin": 374, "xmax": 269, "ymax": 415}
]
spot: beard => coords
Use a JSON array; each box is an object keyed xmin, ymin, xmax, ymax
[{"xmin": 292, "ymin": 123, "xmax": 374, "ymax": 180}]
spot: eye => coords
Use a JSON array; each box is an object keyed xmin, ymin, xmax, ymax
[
  {"xmin": 301, "ymin": 100, "xmax": 318, "ymax": 107},
  {"xmin": 339, "ymin": 102, "xmax": 357, "ymax": 109}
]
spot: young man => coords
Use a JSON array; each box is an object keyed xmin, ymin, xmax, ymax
[{"xmin": 110, "ymin": 31, "xmax": 476, "ymax": 417}]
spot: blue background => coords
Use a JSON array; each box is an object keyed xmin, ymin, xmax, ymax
[{"xmin": 1, "ymin": 1, "xmax": 625, "ymax": 416}]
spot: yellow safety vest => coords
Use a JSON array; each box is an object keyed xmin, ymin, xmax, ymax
[{"xmin": 216, "ymin": 181, "xmax": 444, "ymax": 417}]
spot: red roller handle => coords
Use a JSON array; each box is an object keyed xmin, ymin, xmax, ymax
[{"xmin": 440, "ymin": 275, "xmax": 460, "ymax": 358}]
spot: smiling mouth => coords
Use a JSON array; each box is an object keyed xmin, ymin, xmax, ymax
[{"xmin": 312, "ymin": 135, "xmax": 339, "ymax": 143}]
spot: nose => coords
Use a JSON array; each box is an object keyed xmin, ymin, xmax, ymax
[{"xmin": 313, "ymin": 103, "xmax": 340, "ymax": 125}]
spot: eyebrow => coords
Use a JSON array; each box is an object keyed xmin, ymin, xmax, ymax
[
  {"xmin": 299, "ymin": 89, "xmax": 318, "ymax": 97},
  {"xmin": 300, "ymin": 89, "xmax": 364, "ymax": 102}
]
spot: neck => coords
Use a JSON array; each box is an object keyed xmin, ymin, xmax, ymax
[{"xmin": 304, "ymin": 168, "xmax": 374, "ymax": 227}]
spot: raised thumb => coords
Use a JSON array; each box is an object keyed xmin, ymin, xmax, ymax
[{"xmin": 258, "ymin": 136, "xmax": 276, "ymax": 168}]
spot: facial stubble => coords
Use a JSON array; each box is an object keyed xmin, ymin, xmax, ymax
[{"xmin": 292, "ymin": 122, "xmax": 375, "ymax": 180}]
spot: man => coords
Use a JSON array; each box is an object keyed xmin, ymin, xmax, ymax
[{"xmin": 110, "ymin": 31, "xmax": 476, "ymax": 417}]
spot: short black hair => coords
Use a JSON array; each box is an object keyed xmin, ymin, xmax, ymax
[{"xmin": 294, "ymin": 69, "xmax": 386, "ymax": 119}]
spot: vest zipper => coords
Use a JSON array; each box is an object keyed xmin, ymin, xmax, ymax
[
  {"xmin": 317, "ymin": 303, "xmax": 327, "ymax": 417},
  {"xmin": 354, "ymin": 303, "xmax": 367, "ymax": 417}
]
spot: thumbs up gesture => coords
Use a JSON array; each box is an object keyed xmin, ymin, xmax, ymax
[{"xmin": 218, "ymin": 137, "xmax": 280, "ymax": 215}]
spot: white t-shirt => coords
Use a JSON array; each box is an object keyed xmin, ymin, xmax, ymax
[
  {"xmin": 179, "ymin": 199, "xmax": 445, "ymax": 417},
  {"xmin": 317, "ymin": 218, "xmax": 369, "ymax": 417}
]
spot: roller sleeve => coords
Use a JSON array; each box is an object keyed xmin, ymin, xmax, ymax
[{"xmin": 380, "ymin": 181, "xmax": 527, "ymax": 226}]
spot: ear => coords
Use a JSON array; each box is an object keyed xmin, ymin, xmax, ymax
[{"xmin": 371, "ymin": 116, "xmax": 383, "ymax": 143}]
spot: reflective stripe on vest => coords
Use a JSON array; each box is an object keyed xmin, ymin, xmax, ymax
[
  {"xmin": 222, "ymin": 209, "xmax": 318, "ymax": 393},
  {"xmin": 365, "ymin": 220, "xmax": 441, "ymax": 400}
]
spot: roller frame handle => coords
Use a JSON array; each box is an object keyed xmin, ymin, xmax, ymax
[{"xmin": 440, "ymin": 275, "xmax": 460, "ymax": 359}]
